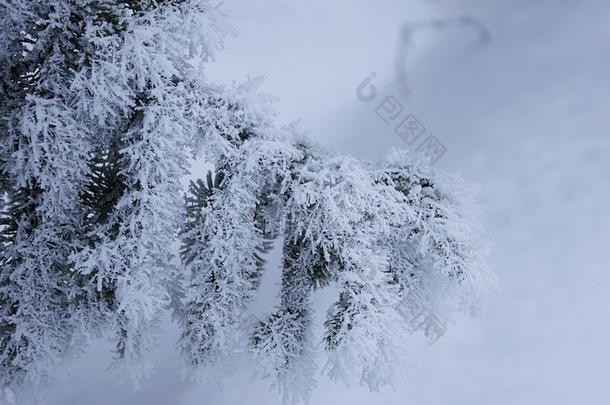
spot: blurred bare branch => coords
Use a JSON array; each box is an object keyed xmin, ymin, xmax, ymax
[{"xmin": 395, "ymin": 16, "xmax": 490, "ymax": 95}]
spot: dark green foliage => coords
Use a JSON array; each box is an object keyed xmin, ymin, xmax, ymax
[
  {"xmin": 0, "ymin": 183, "xmax": 43, "ymax": 382},
  {"xmin": 180, "ymin": 171, "xmax": 222, "ymax": 266},
  {"xmin": 81, "ymin": 135, "xmax": 127, "ymax": 242},
  {"xmin": 323, "ymin": 291, "xmax": 353, "ymax": 350}
]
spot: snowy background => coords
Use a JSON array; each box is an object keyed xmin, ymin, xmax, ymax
[{"xmin": 32, "ymin": 0, "xmax": 610, "ymax": 404}]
